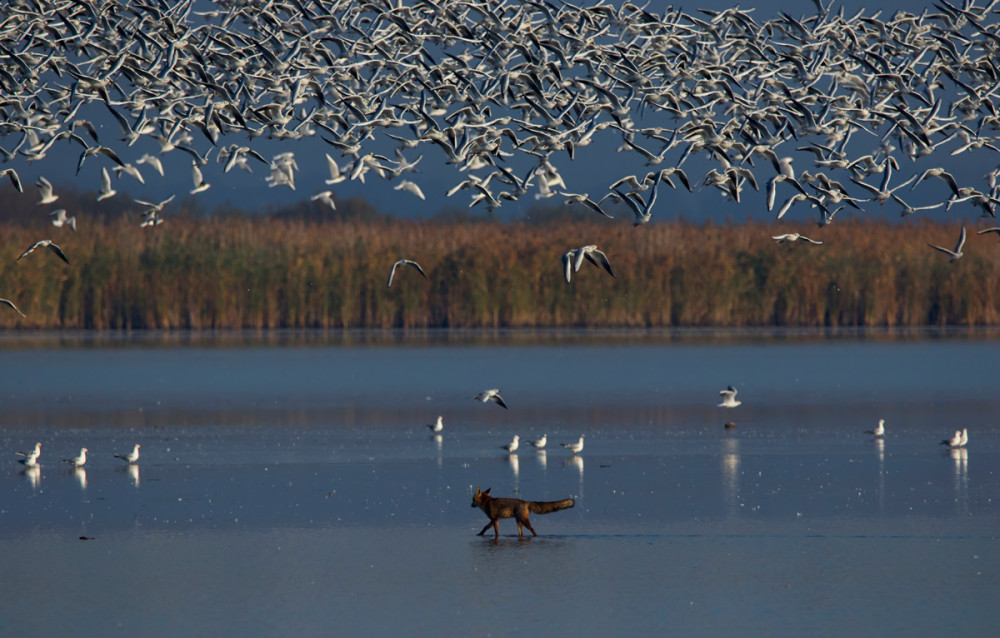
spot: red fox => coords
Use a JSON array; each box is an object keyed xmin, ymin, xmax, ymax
[{"xmin": 471, "ymin": 487, "xmax": 574, "ymax": 539}]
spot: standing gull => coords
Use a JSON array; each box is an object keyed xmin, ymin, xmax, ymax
[
  {"xmin": 427, "ymin": 416, "xmax": 444, "ymax": 434},
  {"xmin": 115, "ymin": 444, "xmax": 141, "ymax": 464},
  {"xmin": 940, "ymin": 430, "xmax": 962, "ymax": 448},
  {"xmin": 501, "ymin": 435, "xmax": 520, "ymax": 454},
  {"xmin": 529, "ymin": 434, "xmax": 547, "ymax": 449},
  {"xmin": 865, "ymin": 419, "xmax": 886, "ymax": 437},
  {"xmin": 62, "ymin": 447, "xmax": 88, "ymax": 467},
  {"xmin": 16, "ymin": 442, "xmax": 41, "ymax": 466},
  {"xmin": 561, "ymin": 436, "xmax": 585, "ymax": 455}
]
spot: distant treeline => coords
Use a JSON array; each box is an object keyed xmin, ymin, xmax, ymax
[{"xmin": 0, "ymin": 212, "xmax": 998, "ymax": 329}]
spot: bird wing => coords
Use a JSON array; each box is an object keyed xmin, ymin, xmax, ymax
[
  {"xmin": 0, "ymin": 298, "xmax": 25, "ymax": 317},
  {"xmin": 47, "ymin": 243, "xmax": 70, "ymax": 264},
  {"xmin": 585, "ymin": 249, "xmax": 616, "ymax": 277},
  {"xmin": 954, "ymin": 226, "xmax": 967, "ymax": 253},
  {"xmin": 404, "ymin": 259, "xmax": 428, "ymax": 279},
  {"xmin": 386, "ymin": 260, "xmax": 400, "ymax": 287},
  {"xmin": 491, "ymin": 393, "xmax": 508, "ymax": 409},
  {"xmin": 562, "ymin": 250, "xmax": 575, "ymax": 283}
]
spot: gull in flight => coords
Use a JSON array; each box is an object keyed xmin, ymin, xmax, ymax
[
  {"xmin": 17, "ymin": 239, "xmax": 70, "ymax": 264},
  {"xmin": 190, "ymin": 161, "xmax": 211, "ymax": 194},
  {"xmin": 0, "ymin": 298, "xmax": 26, "ymax": 317},
  {"xmin": 427, "ymin": 416, "xmax": 444, "ymax": 433},
  {"xmin": 115, "ymin": 444, "xmax": 141, "ymax": 464},
  {"xmin": 772, "ymin": 233, "xmax": 823, "ymax": 245},
  {"xmin": 529, "ymin": 434, "xmax": 547, "ymax": 449},
  {"xmin": 501, "ymin": 435, "xmax": 520, "ymax": 453},
  {"xmin": 928, "ymin": 226, "xmax": 966, "ymax": 261},
  {"xmin": 394, "ymin": 180, "xmax": 426, "ymax": 200},
  {"xmin": 62, "ymin": 447, "xmax": 88, "ymax": 467},
  {"xmin": 15, "ymin": 442, "xmax": 41, "ymax": 466},
  {"xmin": 36, "ymin": 176, "xmax": 58, "ymax": 205},
  {"xmin": 474, "ymin": 388, "xmax": 508, "ymax": 409},
  {"xmin": 311, "ymin": 190, "xmax": 337, "ymax": 210},
  {"xmin": 97, "ymin": 166, "xmax": 116, "ymax": 201},
  {"xmin": 864, "ymin": 419, "xmax": 886, "ymax": 437},
  {"xmin": 940, "ymin": 430, "xmax": 962, "ymax": 448},
  {"xmin": 561, "ymin": 436, "xmax": 585, "ymax": 455},
  {"xmin": 718, "ymin": 386, "xmax": 742, "ymax": 409},
  {"xmin": 387, "ymin": 258, "xmax": 428, "ymax": 287},
  {"xmin": 1, "ymin": 167, "xmax": 22, "ymax": 192},
  {"xmin": 50, "ymin": 209, "xmax": 77, "ymax": 232}
]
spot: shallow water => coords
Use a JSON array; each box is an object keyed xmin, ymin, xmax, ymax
[{"xmin": 1, "ymin": 332, "xmax": 997, "ymax": 636}]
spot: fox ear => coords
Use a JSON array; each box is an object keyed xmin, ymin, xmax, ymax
[
  {"xmin": 473, "ymin": 488, "xmax": 481, "ymax": 496},
  {"xmin": 484, "ymin": 487, "xmax": 491, "ymax": 495}
]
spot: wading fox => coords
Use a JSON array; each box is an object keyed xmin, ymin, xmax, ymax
[{"xmin": 471, "ymin": 487, "xmax": 574, "ymax": 539}]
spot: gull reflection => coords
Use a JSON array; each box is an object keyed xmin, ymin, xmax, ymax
[
  {"xmin": 564, "ymin": 455, "xmax": 584, "ymax": 497},
  {"xmin": 874, "ymin": 438, "xmax": 886, "ymax": 512},
  {"xmin": 536, "ymin": 449, "xmax": 547, "ymax": 470},
  {"xmin": 432, "ymin": 433, "xmax": 443, "ymax": 468},
  {"xmin": 128, "ymin": 463, "xmax": 140, "ymax": 488},
  {"xmin": 721, "ymin": 437, "xmax": 741, "ymax": 515},
  {"xmin": 951, "ymin": 447, "xmax": 969, "ymax": 514},
  {"xmin": 73, "ymin": 467, "xmax": 87, "ymax": 490},
  {"xmin": 21, "ymin": 465, "xmax": 40, "ymax": 489},
  {"xmin": 506, "ymin": 453, "xmax": 519, "ymax": 483}
]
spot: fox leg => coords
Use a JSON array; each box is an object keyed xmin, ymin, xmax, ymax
[
  {"xmin": 517, "ymin": 516, "xmax": 537, "ymax": 537},
  {"xmin": 477, "ymin": 519, "xmax": 496, "ymax": 536}
]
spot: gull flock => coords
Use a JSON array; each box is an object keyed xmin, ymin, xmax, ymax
[{"xmin": 2, "ymin": 0, "xmax": 1000, "ymax": 314}]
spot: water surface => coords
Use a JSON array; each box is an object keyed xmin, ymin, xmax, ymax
[{"xmin": 1, "ymin": 331, "xmax": 997, "ymax": 636}]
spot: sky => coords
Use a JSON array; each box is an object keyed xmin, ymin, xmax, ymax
[{"xmin": 1, "ymin": 0, "xmax": 994, "ymax": 226}]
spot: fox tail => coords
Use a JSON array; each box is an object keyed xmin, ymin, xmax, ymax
[{"xmin": 528, "ymin": 498, "xmax": 575, "ymax": 514}]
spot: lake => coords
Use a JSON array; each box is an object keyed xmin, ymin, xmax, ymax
[{"xmin": 1, "ymin": 329, "xmax": 997, "ymax": 636}]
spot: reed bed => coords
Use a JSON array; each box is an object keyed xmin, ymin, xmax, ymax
[{"xmin": 0, "ymin": 216, "xmax": 997, "ymax": 329}]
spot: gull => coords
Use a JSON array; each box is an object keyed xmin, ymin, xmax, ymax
[
  {"xmin": 0, "ymin": 298, "xmax": 26, "ymax": 317},
  {"xmin": 959, "ymin": 428, "xmax": 968, "ymax": 447},
  {"xmin": 561, "ymin": 436, "xmax": 585, "ymax": 455},
  {"xmin": 0, "ymin": 168, "xmax": 22, "ymax": 192},
  {"xmin": 311, "ymin": 191, "xmax": 337, "ymax": 210},
  {"xmin": 911, "ymin": 167, "xmax": 960, "ymax": 197},
  {"xmin": 114, "ymin": 444, "xmax": 141, "ymax": 464},
  {"xmin": 940, "ymin": 430, "xmax": 962, "ymax": 448},
  {"xmin": 427, "ymin": 416, "xmax": 444, "ymax": 433},
  {"xmin": 62, "ymin": 447, "xmax": 88, "ymax": 467},
  {"xmin": 387, "ymin": 258, "xmax": 428, "ymax": 287},
  {"xmin": 136, "ymin": 154, "xmax": 164, "ymax": 177},
  {"xmin": 772, "ymin": 233, "xmax": 823, "ymax": 245},
  {"xmin": 36, "ymin": 176, "xmax": 58, "ymax": 205},
  {"xmin": 927, "ymin": 226, "xmax": 966, "ymax": 261},
  {"xmin": 529, "ymin": 434, "xmax": 547, "ymax": 449},
  {"xmin": 561, "ymin": 192, "xmax": 613, "ymax": 218},
  {"xmin": 325, "ymin": 154, "xmax": 346, "ymax": 185},
  {"xmin": 97, "ymin": 166, "xmax": 116, "ymax": 201},
  {"xmin": 474, "ymin": 388, "xmax": 508, "ymax": 409},
  {"xmin": 864, "ymin": 419, "xmax": 886, "ymax": 437},
  {"xmin": 614, "ymin": 179, "xmax": 660, "ymax": 225},
  {"xmin": 16, "ymin": 442, "xmax": 41, "ymax": 466},
  {"xmin": 501, "ymin": 435, "xmax": 520, "ymax": 453},
  {"xmin": 190, "ymin": 162, "xmax": 211, "ymax": 194},
  {"xmin": 718, "ymin": 385, "xmax": 742, "ymax": 409},
  {"xmin": 50, "ymin": 209, "xmax": 77, "ymax": 231},
  {"xmin": 17, "ymin": 239, "xmax": 69, "ymax": 264},
  {"xmin": 394, "ymin": 180, "xmax": 426, "ymax": 200},
  {"xmin": 573, "ymin": 245, "xmax": 616, "ymax": 278}
]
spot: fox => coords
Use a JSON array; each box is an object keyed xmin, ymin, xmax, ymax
[{"xmin": 471, "ymin": 487, "xmax": 574, "ymax": 539}]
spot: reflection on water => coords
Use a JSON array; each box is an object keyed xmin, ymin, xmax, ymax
[
  {"xmin": 950, "ymin": 447, "xmax": 969, "ymax": 514},
  {"xmin": 119, "ymin": 463, "xmax": 140, "ymax": 488},
  {"xmin": 564, "ymin": 455, "xmax": 583, "ymax": 497},
  {"xmin": 72, "ymin": 467, "xmax": 87, "ymax": 490},
  {"xmin": 722, "ymin": 437, "xmax": 741, "ymax": 515},
  {"xmin": 506, "ymin": 453, "xmax": 519, "ymax": 483},
  {"xmin": 535, "ymin": 449, "xmax": 547, "ymax": 470},
  {"xmin": 874, "ymin": 438, "xmax": 886, "ymax": 512},
  {"xmin": 431, "ymin": 434, "xmax": 443, "ymax": 468},
  {"xmin": 21, "ymin": 465, "xmax": 40, "ymax": 489}
]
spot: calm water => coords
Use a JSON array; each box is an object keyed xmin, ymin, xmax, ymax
[{"xmin": 1, "ymin": 331, "xmax": 997, "ymax": 636}]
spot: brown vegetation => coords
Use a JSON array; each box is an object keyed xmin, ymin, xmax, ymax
[{"xmin": 1, "ymin": 215, "xmax": 998, "ymax": 329}]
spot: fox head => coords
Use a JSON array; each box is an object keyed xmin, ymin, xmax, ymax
[{"xmin": 471, "ymin": 487, "xmax": 491, "ymax": 507}]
